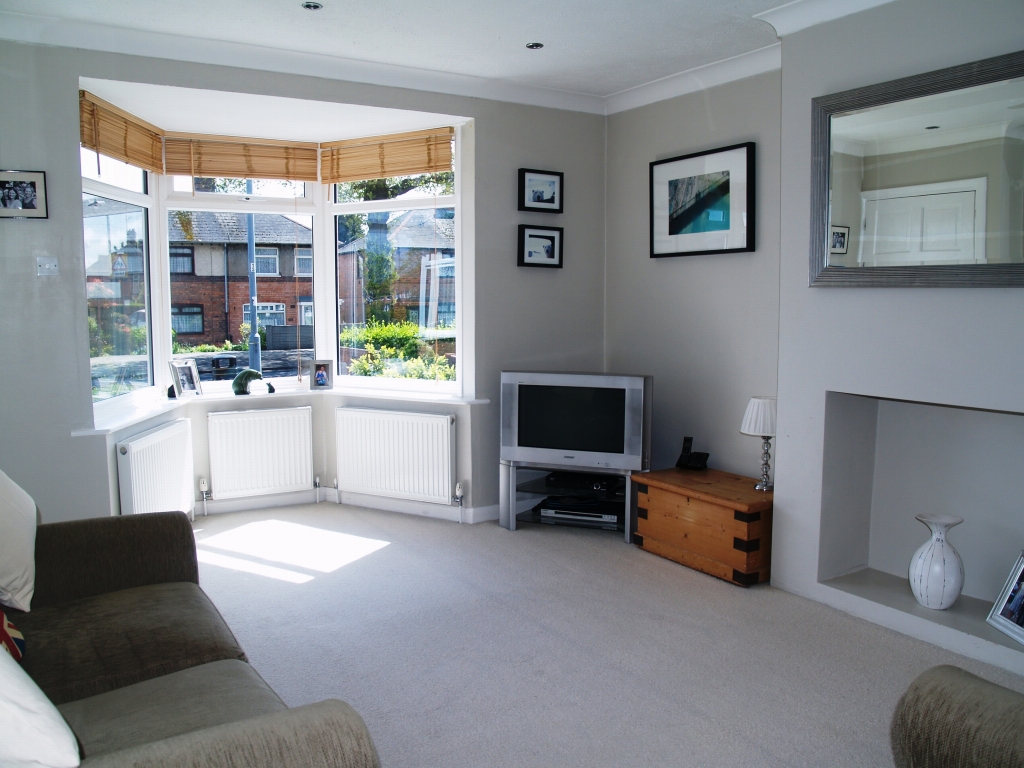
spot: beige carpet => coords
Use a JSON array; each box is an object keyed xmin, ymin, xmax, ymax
[{"xmin": 193, "ymin": 503, "xmax": 1023, "ymax": 768}]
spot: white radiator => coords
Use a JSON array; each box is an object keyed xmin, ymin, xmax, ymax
[
  {"xmin": 208, "ymin": 407, "xmax": 313, "ymax": 500},
  {"xmin": 336, "ymin": 407, "xmax": 454, "ymax": 505},
  {"xmin": 116, "ymin": 419, "xmax": 194, "ymax": 516}
]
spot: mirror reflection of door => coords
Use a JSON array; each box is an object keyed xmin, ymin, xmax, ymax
[
  {"xmin": 827, "ymin": 75, "xmax": 1024, "ymax": 269},
  {"xmin": 859, "ymin": 179, "xmax": 986, "ymax": 266}
]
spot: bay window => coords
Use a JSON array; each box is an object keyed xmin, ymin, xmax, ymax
[{"xmin": 80, "ymin": 87, "xmax": 465, "ymax": 406}]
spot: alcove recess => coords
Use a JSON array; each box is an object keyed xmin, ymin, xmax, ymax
[{"xmin": 818, "ymin": 391, "xmax": 1024, "ymax": 652}]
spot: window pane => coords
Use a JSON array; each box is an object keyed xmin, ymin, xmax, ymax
[
  {"xmin": 83, "ymin": 193, "xmax": 151, "ymax": 401},
  {"xmin": 80, "ymin": 148, "xmax": 147, "ymax": 194},
  {"xmin": 168, "ymin": 211, "xmax": 314, "ymax": 381},
  {"xmin": 190, "ymin": 178, "xmax": 305, "ymax": 198},
  {"xmin": 335, "ymin": 172, "xmax": 453, "ymax": 203},
  {"xmin": 336, "ymin": 207, "xmax": 455, "ymax": 381}
]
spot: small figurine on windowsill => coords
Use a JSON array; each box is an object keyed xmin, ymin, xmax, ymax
[{"xmin": 232, "ymin": 368, "xmax": 263, "ymax": 395}]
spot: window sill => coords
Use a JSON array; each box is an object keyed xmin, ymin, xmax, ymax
[{"xmin": 77, "ymin": 378, "xmax": 488, "ymax": 436}]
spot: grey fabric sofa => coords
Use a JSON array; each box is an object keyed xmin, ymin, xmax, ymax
[
  {"xmin": 891, "ymin": 664, "xmax": 1024, "ymax": 768},
  {"xmin": 11, "ymin": 511, "xmax": 380, "ymax": 767}
]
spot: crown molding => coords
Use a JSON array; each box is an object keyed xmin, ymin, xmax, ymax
[
  {"xmin": 0, "ymin": 10, "xmax": 607, "ymax": 115},
  {"xmin": 604, "ymin": 44, "xmax": 781, "ymax": 115},
  {"xmin": 753, "ymin": 0, "xmax": 898, "ymax": 37},
  {"xmin": 2, "ymin": 10, "xmax": 793, "ymax": 117}
]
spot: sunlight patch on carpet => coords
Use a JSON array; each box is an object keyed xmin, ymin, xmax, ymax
[
  {"xmin": 197, "ymin": 519, "xmax": 390, "ymax": 573},
  {"xmin": 196, "ymin": 548, "xmax": 314, "ymax": 583}
]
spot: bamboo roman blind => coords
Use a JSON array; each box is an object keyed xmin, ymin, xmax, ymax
[
  {"xmin": 321, "ymin": 127, "xmax": 455, "ymax": 184},
  {"xmin": 163, "ymin": 134, "xmax": 320, "ymax": 183},
  {"xmin": 79, "ymin": 91, "xmax": 164, "ymax": 174},
  {"xmin": 79, "ymin": 93, "xmax": 454, "ymax": 184}
]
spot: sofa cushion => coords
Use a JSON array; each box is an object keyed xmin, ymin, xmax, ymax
[
  {"xmin": 0, "ymin": 642, "xmax": 80, "ymax": 768},
  {"xmin": 1, "ymin": 608, "xmax": 26, "ymax": 661},
  {"xmin": 0, "ymin": 468, "xmax": 37, "ymax": 612},
  {"xmin": 16, "ymin": 582, "xmax": 246, "ymax": 705},
  {"xmin": 58, "ymin": 659, "xmax": 285, "ymax": 758}
]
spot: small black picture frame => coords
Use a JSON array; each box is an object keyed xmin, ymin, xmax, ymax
[
  {"xmin": 518, "ymin": 168, "xmax": 563, "ymax": 214},
  {"xmin": 830, "ymin": 225, "xmax": 850, "ymax": 255},
  {"xmin": 518, "ymin": 224, "xmax": 563, "ymax": 268},
  {"xmin": 0, "ymin": 170, "xmax": 47, "ymax": 219},
  {"xmin": 649, "ymin": 142, "xmax": 755, "ymax": 258}
]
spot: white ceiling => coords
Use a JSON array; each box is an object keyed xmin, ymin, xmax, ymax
[
  {"xmin": 80, "ymin": 78, "xmax": 471, "ymax": 143},
  {"xmin": 832, "ymin": 77, "xmax": 1024, "ymax": 156},
  {"xmin": 0, "ymin": 0, "xmax": 895, "ymax": 114}
]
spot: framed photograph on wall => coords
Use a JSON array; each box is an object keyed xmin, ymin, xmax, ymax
[
  {"xmin": 518, "ymin": 168, "xmax": 563, "ymax": 214},
  {"xmin": 518, "ymin": 225, "xmax": 563, "ymax": 268},
  {"xmin": 310, "ymin": 359, "xmax": 334, "ymax": 390},
  {"xmin": 649, "ymin": 142, "xmax": 755, "ymax": 258},
  {"xmin": 168, "ymin": 359, "xmax": 203, "ymax": 397},
  {"xmin": 830, "ymin": 225, "xmax": 850, "ymax": 255},
  {"xmin": 986, "ymin": 551, "xmax": 1024, "ymax": 646},
  {"xmin": 0, "ymin": 170, "xmax": 47, "ymax": 219}
]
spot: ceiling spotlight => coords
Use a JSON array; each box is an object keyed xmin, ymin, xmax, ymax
[
  {"xmin": 302, "ymin": 1, "xmax": 323, "ymax": 9},
  {"xmin": 526, "ymin": 42, "xmax": 544, "ymax": 50},
  {"xmin": 925, "ymin": 125, "xmax": 940, "ymax": 130}
]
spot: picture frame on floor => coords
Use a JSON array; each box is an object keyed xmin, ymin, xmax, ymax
[
  {"xmin": 518, "ymin": 224, "xmax": 563, "ymax": 268},
  {"xmin": 0, "ymin": 170, "xmax": 47, "ymax": 219},
  {"xmin": 518, "ymin": 168, "xmax": 563, "ymax": 214},
  {"xmin": 168, "ymin": 359, "xmax": 202, "ymax": 397},
  {"xmin": 986, "ymin": 551, "xmax": 1024, "ymax": 646},
  {"xmin": 649, "ymin": 142, "xmax": 755, "ymax": 258}
]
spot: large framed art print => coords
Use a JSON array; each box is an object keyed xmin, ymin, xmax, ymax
[{"xmin": 649, "ymin": 142, "xmax": 755, "ymax": 258}]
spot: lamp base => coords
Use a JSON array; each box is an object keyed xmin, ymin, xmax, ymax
[{"xmin": 754, "ymin": 481, "xmax": 774, "ymax": 492}]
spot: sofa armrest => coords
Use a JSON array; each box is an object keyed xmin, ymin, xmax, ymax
[
  {"xmin": 32, "ymin": 512, "xmax": 198, "ymax": 609},
  {"xmin": 891, "ymin": 664, "xmax": 1024, "ymax": 768},
  {"xmin": 82, "ymin": 700, "xmax": 380, "ymax": 768}
]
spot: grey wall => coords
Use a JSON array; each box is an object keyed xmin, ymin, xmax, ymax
[
  {"xmin": 861, "ymin": 138, "xmax": 1022, "ymax": 263},
  {"xmin": 817, "ymin": 392, "xmax": 877, "ymax": 582},
  {"xmin": 773, "ymin": 0, "xmax": 1024, "ymax": 602},
  {"xmin": 605, "ymin": 70, "xmax": 781, "ymax": 475},
  {"xmin": 0, "ymin": 40, "xmax": 605, "ymax": 521},
  {"xmin": 868, "ymin": 399, "xmax": 1024, "ymax": 602}
]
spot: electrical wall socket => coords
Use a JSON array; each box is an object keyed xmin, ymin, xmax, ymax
[{"xmin": 36, "ymin": 256, "xmax": 58, "ymax": 276}]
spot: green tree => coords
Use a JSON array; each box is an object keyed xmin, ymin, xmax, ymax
[{"xmin": 335, "ymin": 172, "xmax": 453, "ymax": 203}]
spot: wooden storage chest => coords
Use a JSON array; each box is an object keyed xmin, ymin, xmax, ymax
[{"xmin": 631, "ymin": 467, "xmax": 773, "ymax": 586}]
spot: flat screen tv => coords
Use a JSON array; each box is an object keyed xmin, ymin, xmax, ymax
[{"xmin": 500, "ymin": 372, "xmax": 652, "ymax": 471}]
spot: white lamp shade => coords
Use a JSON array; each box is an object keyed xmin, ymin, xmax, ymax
[{"xmin": 740, "ymin": 396, "xmax": 777, "ymax": 437}]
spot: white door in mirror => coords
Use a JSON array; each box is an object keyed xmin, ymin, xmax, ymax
[{"xmin": 859, "ymin": 178, "xmax": 987, "ymax": 266}]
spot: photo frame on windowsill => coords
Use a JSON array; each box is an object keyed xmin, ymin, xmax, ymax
[
  {"xmin": 168, "ymin": 359, "xmax": 202, "ymax": 397},
  {"xmin": 0, "ymin": 170, "xmax": 47, "ymax": 219},
  {"xmin": 518, "ymin": 225, "xmax": 563, "ymax": 268},
  {"xmin": 310, "ymin": 359, "xmax": 334, "ymax": 390},
  {"xmin": 649, "ymin": 142, "xmax": 755, "ymax": 258},
  {"xmin": 518, "ymin": 168, "xmax": 563, "ymax": 214},
  {"xmin": 986, "ymin": 551, "xmax": 1024, "ymax": 646}
]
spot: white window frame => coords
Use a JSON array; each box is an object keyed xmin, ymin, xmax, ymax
[
  {"xmin": 326, "ymin": 123, "xmax": 472, "ymax": 397},
  {"xmin": 82, "ymin": 174, "xmax": 162, "ymax": 421},
  {"xmin": 254, "ymin": 246, "xmax": 280, "ymax": 276},
  {"xmin": 295, "ymin": 247, "xmax": 313, "ymax": 277},
  {"xmin": 84, "ymin": 120, "xmax": 474, "ymax": 419},
  {"xmin": 243, "ymin": 302, "xmax": 287, "ymax": 327}
]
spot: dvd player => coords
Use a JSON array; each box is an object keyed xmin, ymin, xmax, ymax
[{"xmin": 538, "ymin": 507, "xmax": 619, "ymax": 523}]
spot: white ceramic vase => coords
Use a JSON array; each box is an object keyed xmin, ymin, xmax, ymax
[{"xmin": 909, "ymin": 514, "xmax": 964, "ymax": 610}]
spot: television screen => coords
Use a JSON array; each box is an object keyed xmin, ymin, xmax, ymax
[{"xmin": 517, "ymin": 385, "xmax": 625, "ymax": 454}]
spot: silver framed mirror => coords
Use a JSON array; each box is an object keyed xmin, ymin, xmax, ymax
[{"xmin": 810, "ymin": 49, "xmax": 1024, "ymax": 287}]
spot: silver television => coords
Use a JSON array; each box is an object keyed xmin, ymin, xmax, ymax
[{"xmin": 500, "ymin": 371, "xmax": 652, "ymax": 472}]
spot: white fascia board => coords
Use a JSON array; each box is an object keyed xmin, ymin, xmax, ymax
[
  {"xmin": 753, "ymin": 0, "xmax": 899, "ymax": 37},
  {"xmin": 604, "ymin": 44, "xmax": 781, "ymax": 115},
  {"xmin": 0, "ymin": 10, "xmax": 606, "ymax": 115}
]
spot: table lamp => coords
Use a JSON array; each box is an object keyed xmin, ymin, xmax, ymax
[{"xmin": 740, "ymin": 396, "xmax": 777, "ymax": 491}]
